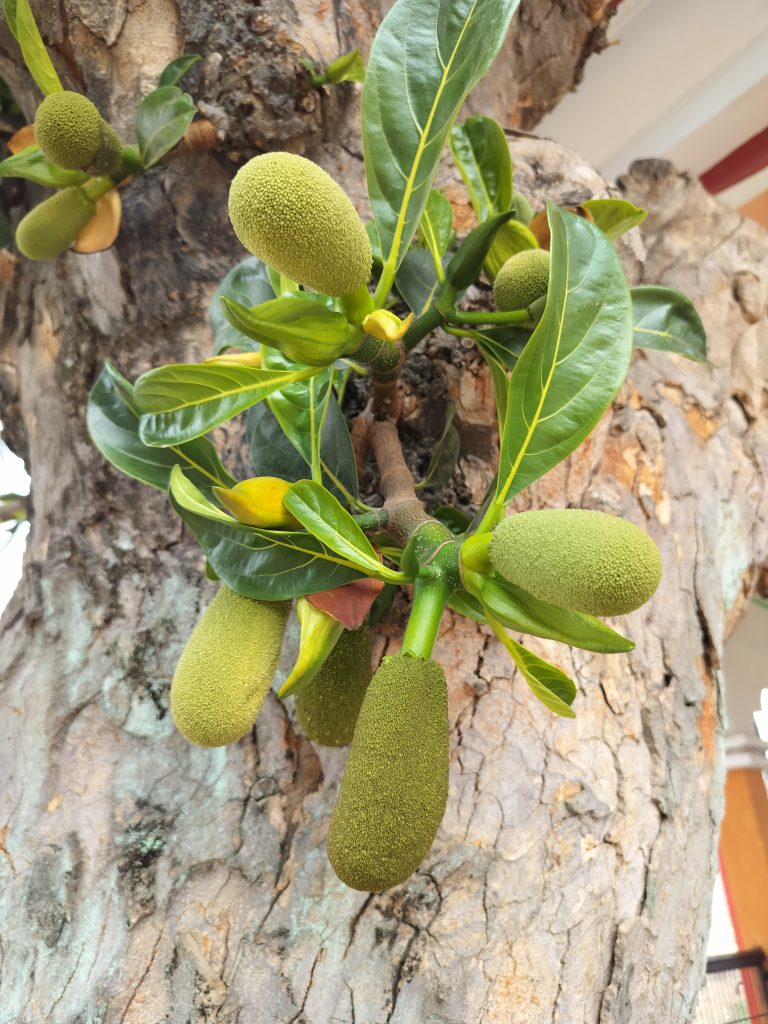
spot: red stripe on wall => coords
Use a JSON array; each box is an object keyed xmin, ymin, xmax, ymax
[{"xmin": 700, "ymin": 125, "xmax": 768, "ymax": 194}]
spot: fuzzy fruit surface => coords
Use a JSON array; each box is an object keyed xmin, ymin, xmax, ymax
[
  {"xmin": 213, "ymin": 476, "xmax": 299, "ymax": 529},
  {"xmin": 16, "ymin": 188, "xmax": 96, "ymax": 261},
  {"xmin": 490, "ymin": 509, "xmax": 662, "ymax": 616},
  {"xmin": 34, "ymin": 91, "xmax": 103, "ymax": 170},
  {"xmin": 493, "ymin": 248, "xmax": 550, "ymax": 311},
  {"xmin": 327, "ymin": 653, "xmax": 449, "ymax": 891},
  {"xmin": 296, "ymin": 623, "xmax": 372, "ymax": 746},
  {"xmin": 170, "ymin": 587, "xmax": 290, "ymax": 747},
  {"xmin": 228, "ymin": 152, "xmax": 372, "ymax": 297}
]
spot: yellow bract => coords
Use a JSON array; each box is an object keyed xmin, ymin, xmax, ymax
[
  {"xmin": 362, "ymin": 308, "xmax": 413, "ymax": 342},
  {"xmin": 213, "ymin": 476, "xmax": 299, "ymax": 529}
]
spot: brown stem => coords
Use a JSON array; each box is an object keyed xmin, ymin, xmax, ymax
[
  {"xmin": 369, "ymin": 418, "xmax": 431, "ymax": 546},
  {"xmin": 350, "ymin": 407, "xmax": 373, "ymax": 478}
]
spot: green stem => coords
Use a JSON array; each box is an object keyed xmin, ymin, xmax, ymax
[
  {"xmin": 339, "ymin": 283, "xmax": 376, "ymax": 325},
  {"xmin": 402, "ymin": 304, "xmax": 443, "ymax": 351},
  {"xmin": 401, "ymin": 575, "xmax": 452, "ymax": 659},
  {"xmin": 445, "ymin": 308, "xmax": 532, "ymax": 326},
  {"xmin": 475, "ymin": 496, "xmax": 506, "ymax": 536},
  {"xmin": 352, "ymin": 509, "xmax": 389, "ymax": 530},
  {"xmin": 82, "ymin": 176, "xmax": 115, "ymax": 202}
]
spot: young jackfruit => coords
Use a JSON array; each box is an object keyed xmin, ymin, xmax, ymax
[
  {"xmin": 228, "ymin": 152, "xmax": 372, "ymax": 296},
  {"xmin": 87, "ymin": 121, "xmax": 123, "ymax": 176},
  {"xmin": 493, "ymin": 248, "xmax": 550, "ymax": 311},
  {"xmin": 295, "ymin": 623, "xmax": 372, "ymax": 746},
  {"xmin": 327, "ymin": 653, "xmax": 449, "ymax": 891},
  {"xmin": 489, "ymin": 509, "xmax": 662, "ymax": 617},
  {"xmin": 170, "ymin": 586, "xmax": 290, "ymax": 747},
  {"xmin": 16, "ymin": 187, "xmax": 96, "ymax": 261},
  {"xmin": 35, "ymin": 91, "xmax": 102, "ymax": 169}
]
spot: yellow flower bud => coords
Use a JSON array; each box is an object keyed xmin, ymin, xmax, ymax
[
  {"xmin": 362, "ymin": 308, "xmax": 414, "ymax": 342},
  {"xmin": 213, "ymin": 476, "xmax": 299, "ymax": 529}
]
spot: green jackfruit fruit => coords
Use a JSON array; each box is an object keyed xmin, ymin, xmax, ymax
[
  {"xmin": 16, "ymin": 187, "xmax": 96, "ymax": 261},
  {"xmin": 489, "ymin": 509, "xmax": 662, "ymax": 617},
  {"xmin": 295, "ymin": 623, "xmax": 372, "ymax": 746},
  {"xmin": 493, "ymin": 248, "xmax": 550, "ymax": 311},
  {"xmin": 170, "ymin": 587, "xmax": 290, "ymax": 747},
  {"xmin": 228, "ymin": 152, "xmax": 372, "ymax": 296},
  {"xmin": 34, "ymin": 91, "xmax": 103, "ymax": 170},
  {"xmin": 87, "ymin": 121, "xmax": 123, "ymax": 176},
  {"xmin": 327, "ymin": 653, "xmax": 449, "ymax": 891}
]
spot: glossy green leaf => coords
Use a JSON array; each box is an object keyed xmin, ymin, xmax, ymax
[
  {"xmin": 582, "ymin": 198, "xmax": 647, "ymax": 241},
  {"xmin": 134, "ymin": 362, "xmax": 317, "ymax": 446},
  {"xmin": 210, "ymin": 255, "xmax": 276, "ymax": 353},
  {"xmin": 448, "ymin": 590, "xmax": 486, "ymax": 622},
  {"xmin": 325, "ymin": 49, "xmax": 366, "ymax": 84},
  {"xmin": 3, "ymin": 0, "xmax": 19, "ymax": 39},
  {"xmin": 13, "ymin": 0, "xmax": 62, "ymax": 95},
  {"xmin": 87, "ymin": 362, "xmax": 236, "ymax": 492},
  {"xmin": 444, "ymin": 209, "xmax": 515, "ymax": 294},
  {"xmin": 284, "ymin": 481, "xmax": 406, "ymax": 584},
  {"xmin": 450, "ymin": 115, "xmax": 512, "ymax": 222},
  {"xmin": 416, "ymin": 401, "xmax": 460, "ymax": 490},
  {"xmin": 395, "ymin": 248, "xmax": 442, "ymax": 316},
  {"xmin": 473, "ymin": 323, "xmax": 530, "ymax": 371},
  {"xmin": 220, "ymin": 295, "xmax": 352, "ymax": 367},
  {"xmin": 488, "ymin": 614, "xmax": 576, "ymax": 717},
  {"xmin": 432, "ymin": 505, "xmax": 472, "ymax": 535},
  {"xmin": 484, "ymin": 219, "xmax": 539, "ymax": 281},
  {"xmin": 169, "ymin": 467, "xmax": 364, "ymax": 599},
  {"xmin": 419, "ymin": 189, "xmax": 454, "ymax": 259},
  {"xmin": 480, "ymin": 575, "xmax": 634, "ymax": 653},
  {"xmin": 363, "ymin": 0, "xmax": 522, "ymax": 300},
  {"xmin": 0, "ymin": 145, "xmax": 89, "ymax": 187},
  {"xmin": 496, "ymin": 205, "xmax": 632, "ymax": 505},
  {"xmin": 158, "ymin": 54, "xmax": 201, "ymax": 88},
  {"xmin": 631, "ymin": 285, "xmax": 708, "ymax": 363},
  {"xmin": 136, "ymin": 85, "xmax": 196, "ymax": 168}
]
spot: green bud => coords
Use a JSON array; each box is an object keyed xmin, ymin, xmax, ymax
[
  {"xmin": 295, "ymin": 623, "xmax": 372, "ymax": 746},
  {"xmin": 327, "ymin": 653, "xmax": 449, "ymax": 891},
  {"xmin": 170, "ymin": 587, "xmax": 290, "ymax": 747},
  {"xmin": 489, "ymin": 509, "xmax": 662, "ymax": 617},
  {"xmin": 492, "ymin": 248, "xmax": 550, "ymax": 311},
  {"xmin": 278, "ymin": 598, "xmax": 344, "ymax": 698},
  {"xmin": 16, "ymin": 187, "xmax": 96, "ymax": 261}
]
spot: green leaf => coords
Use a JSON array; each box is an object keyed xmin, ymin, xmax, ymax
[
  {"xmin": 450, "ymin": 115, "xmax": 512, "ymax": 222},
  {"xmin": 169, "ymin": 467, "xmax": 365, "ymax": 599},
  {"xmin": 13, "ymin": 0, "xmax": 62, "ymax": 95},
  {"xmin": 3, "ymin": 0, "xmax": 19, "ymax": 39},
  {"xmin": 444, "ymin": 209, "xmax": 514, "ymax": 294},
  {"xmin": 432, "ymin": 505, "xmax": 472, "ymax": 535},
  {"xmin": 210, "ymin": 255, "xmax": 276, "ymax": 353},
  {"xmin": 158, "ymin": 54, "xmax": 202, "ymax": 88},
  {"xmin": 473, "ymin": 323, "xmax": 530, "ymax": 371},
  {"xmin": 582, "ymin": 198, "xmax": 647, "ymax": 241},
  {"xmin": 135, "ymin": 85, "xmax": 196, "ymax": 168},
  {"xmin": 419, "ymin": 189, "xmax": 454, "ymax": 259},
  {"xmin": 488, "ymin": 614, "xmax": 576, "ymax": 717},
  {"xmin": 283, "ymin": 480, "xmax": 406, "ymax": 584},
  {"xmin": 363, "ymin": 0, "xmax": 522, "ymax": 300},
  {"xmin": 496, "ymin": 205, "xmax": 633, "ymax": 504},
  {"xmin": 484, "ymin": 219, "xmax": 539, "ymax": 281},
  {"xmin": 448, "ymin": 589, "xmax": 486, "ymax": 622},
  {"xmin": 0, "ymin": 145, "xmax": 89, "ymax": 187},
  {"xmin": 395, "ymin": 248, "xmax": 442, "ymax": 316},
  {"xmin": 631, "ymin": 284, "xmax": 708, "ymax": 363},
  {"xmin": 416, "ymin": 401, "xmax": 460, "ymax": 490},
  {"xmin": 325, "ymin": 49, "xmax": 366, "ymax": 84},
  {"xmin": 259, "ymin": 346, "xmax": 333, "ymax": 476},
  {"xmin": 480, "ymin": 576, "xmax": 634, "ymax": 653},
  {"xmin": 220, "ymin": 295, "xmax": 353, "ymax": 367},
  {"xmin": 87, "ymin": 362, "xmax": 236, "ymax": 492},
  {"xmin": 134, "ymin": 361, "xmax": 317, "ymax": 446}
]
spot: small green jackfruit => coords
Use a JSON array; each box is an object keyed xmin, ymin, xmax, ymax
[
  {"xmin": 295, "ymin": 623, "xmax": 372, "ymax": 746},
  {"xmin": 228, "ymin": 152, "xmax": 372, "ymax": 296},
  {"xmin": 327, "ymin": 653, "xmax": 449, "ymax": 891},
  {"xmin": 490, "ymin": 509, "xmax": 662, "ymax": 617},
  {"xmin": 493, "ymin": 248, "xmax": 550, "ymax": 311},
  {"xmin": 87, "ymin": 121, "xmax": 123, "ymax": 176},
  {"xmin": 16, "ymin": 187, "xmax": 96, "ymax": 261},
  {"xmin": 34, "ymin": 91, "xmax": 103, "ymax": 170},
  {"xmin": 170, "ymin": 587, "xmax": 290, "ymax": 747}
]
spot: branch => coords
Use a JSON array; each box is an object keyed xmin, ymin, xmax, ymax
[{"xmin": 369, "ymin": 419, "xmax": 431, "ymax": 547}]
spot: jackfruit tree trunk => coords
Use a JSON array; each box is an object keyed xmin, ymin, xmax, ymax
[{"xmin": 1, "ymin": 3, "xmax": 768, "ymax": 1023}]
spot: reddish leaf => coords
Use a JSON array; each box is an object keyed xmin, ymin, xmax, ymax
[{"xmin": 307, "ymin": 576, "xmax": 385, "ymax": 630}]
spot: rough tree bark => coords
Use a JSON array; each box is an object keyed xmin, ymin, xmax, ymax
[{"xmin": 1, "ymin": 3, "xmax": 767, "ymax": 1023}]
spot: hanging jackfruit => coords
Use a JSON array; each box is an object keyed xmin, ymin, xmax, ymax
[
  {"xmin": 296, "ymin": 623, "xmax": 372, "ymax": 746},
  {"xmin": 16, "ymin": 187, "xmax": 96, "ymax": 261}
]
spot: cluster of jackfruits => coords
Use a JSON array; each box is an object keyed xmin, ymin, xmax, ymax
[
  {"xmin": 227, "ymin": 152, "xmax": 372, "ymax": 297},
  {"xmin": 34, "ymin": 91, "xmax": 122, "ymax": 176},
  {"xmin": 489, "ymin": 508, "xmax": 662, "ymax": 616},
  {"xmin": 493, "ymin": 248, "xmax": 550, "ymax": 311}
]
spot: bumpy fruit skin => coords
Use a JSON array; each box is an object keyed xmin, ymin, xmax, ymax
[
  {"xmin": 490, "ymin": 509, "xmax": 662, "ymax": 616},
  {"xmin": 296, "ymin": 623, "xmax": 372, "ymax": 746},
  {"xmin": 34, "ymin": 91, "xmax": 103, "ymax": 170},
  {"xmin": 327, "ymin": 653, "xmax": 449, "ymax": 892},
  {"xmin": 493, "ymin": 248, "xmax": 550, "ymax": 311},
  {"xmin": 87, "ymin": 121, "xmax": 123, "ymax": 176},
  {"xmin": 16, "ymin": 187, "xmax": 96, "ymax": 261},
  {"xmin": 228, "ymin": 152, "xmax": 372, "ymax": 296},
  {"xmin": 170, "ymin": 587, "xmax": 290, "ymax": 747},
  {"xmin": 213, "ymin": 476, "xmax": 299, "ymax": 529}
]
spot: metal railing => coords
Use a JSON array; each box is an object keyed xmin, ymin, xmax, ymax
[{"xmin": 695, "ymin": 950, "xmax": 768, "ymax": 1024}]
